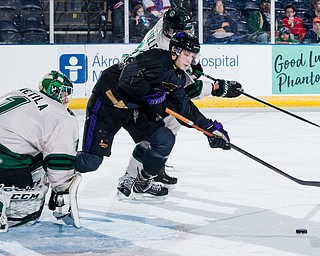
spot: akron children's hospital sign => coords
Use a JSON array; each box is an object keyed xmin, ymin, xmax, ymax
[{"xmin": 272, "ymin": 46, "xmax": 320, "ymax": 94}]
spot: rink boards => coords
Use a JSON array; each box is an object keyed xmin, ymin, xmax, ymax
[{"xmin": 0, "ymin": 44, "xmax": 319, "ymax": 109}]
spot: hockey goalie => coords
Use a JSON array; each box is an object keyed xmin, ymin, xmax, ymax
[{"xmin": 0, "ymin": 70, "xmax": 82, "ymax": 232}]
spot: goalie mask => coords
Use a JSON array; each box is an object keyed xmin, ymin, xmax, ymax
[
  {"xmin": 169, "ymin": 31, "xmax": 200, "ymax": 65},
  {"xmin": 39, "ymin": 70, "xmax": 73, "ymax": 105},
  {"xmin": 163, "ymin": 6, "xmax": 193, "ymax": 36}
]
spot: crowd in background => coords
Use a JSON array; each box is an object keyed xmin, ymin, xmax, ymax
[
  {"xmin": 116, "ymin": 0, "xmax": 320, "ymax": 44},
  {"xmin": 1, "ymin": 0, "xmax": 320, "ymax": 44}
]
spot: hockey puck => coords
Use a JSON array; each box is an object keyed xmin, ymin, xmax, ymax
[{"xmin": 296, "ymin": 229, "xmax": 307, "ymax": 234}]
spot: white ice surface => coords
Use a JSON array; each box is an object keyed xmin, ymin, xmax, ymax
[{"xmin": 1, "ymin": 107, "xmax": 320, "ymax": 256}]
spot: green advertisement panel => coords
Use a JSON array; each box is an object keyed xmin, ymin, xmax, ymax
[{"xmin": 272, "ymin": 46, "xmax": 320, "ymax": 94}]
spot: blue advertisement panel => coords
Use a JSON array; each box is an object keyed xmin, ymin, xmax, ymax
[
  {"xmin": 60, "ymin": 54, "xmax": 88, "ymax": 83},
  {"xmin": 272, "ymin": 45, "xmax": 320, "ymax": 94}
]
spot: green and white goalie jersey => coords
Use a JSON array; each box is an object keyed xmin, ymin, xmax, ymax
[{"xmin": 0, "ymin": 88, "xmax": 79, "ymax": 190}]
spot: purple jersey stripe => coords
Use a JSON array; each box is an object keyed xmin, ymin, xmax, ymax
[{"xmin": 84, "ymin": 98, "xmax": 102, "ymax": 152}]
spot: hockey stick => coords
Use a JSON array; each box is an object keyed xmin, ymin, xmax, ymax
[
  {"xmin": 196, "ymin": 71, "xmax": 320, "ymax": 129},
  {"xmin": 166, "ymin": 108, "xmax": 320, "ymax": 187}
]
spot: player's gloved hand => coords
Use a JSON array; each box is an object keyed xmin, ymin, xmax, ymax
[
  {"xmin": 211, "ymin": 79, "xmax": 243, "ymax": 98},
  {"xmin": 48, "ymin": 190, "xmax": 68, "ymax": 211},
  {"xmin": 190, "ymin": 63, "xmax": 203, "ymax": 79},
  {"xmin": 204, "ymin": 120, "xmax": 231, "ymax": 150},
  {"xmin": 143, "ymin": 86, "xmax": 166, "ymax": 117}
]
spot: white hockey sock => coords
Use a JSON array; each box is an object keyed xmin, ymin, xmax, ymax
[{"xmin": 126, "ymin": 156, "xmax": 142, "ymax": 178}]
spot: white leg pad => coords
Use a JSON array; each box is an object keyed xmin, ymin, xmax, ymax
[{"xmin": 53, "ymin": 172, "xmax": 82, "ymax": 228}]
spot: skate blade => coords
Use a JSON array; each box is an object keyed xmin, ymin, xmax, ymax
[
  {"xmin": 130, "ymin": 192, "xmax": 168, "ymax": 201},
  {"xmin": 116, "ymin": 191, "xmax": 168, "ymax": 202}
]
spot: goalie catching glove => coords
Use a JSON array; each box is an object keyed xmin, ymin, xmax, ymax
[
  {"xmin": 204, "ymin": 121, "xmax": 231, "ymax": 150},
  {"xmin": 211, "ymin": 79, "xmax": 243, "ymax": 98}
]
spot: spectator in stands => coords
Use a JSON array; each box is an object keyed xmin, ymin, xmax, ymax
[
  {"xmin": 203, "ymin": 0, "xmax": 238, "ymax": 43},
  {"xmin": 108, "ymin": 0, "xmax": 124, "ymax": 43},
  {"xmin": 275, "ymin": 27, "xmax": 298, "ymax": 44},
  {"xmin": 301, "ymin": 16, "xmax": 320, "ymax": 43},
  {"xmin": 129, "ymin": 4, "xmax": 155, "ymax": 43},
  {"xmin": 303, "ymin": 0, "xmax": 320, "ymax": 30},
  {"xmin": 245, "ymin": 0, "xmax": 282, "ymax": 44},
  {"xmin": 310, "ymin": 0, "xmax": 320, "ymax": 17},
  {"xmin": 142, "ymin": 0, "xmax": 171, "ymax": 20},
  {"xmin": 282, "ymin": 3, "xmax": 306, "ymax": 41}
]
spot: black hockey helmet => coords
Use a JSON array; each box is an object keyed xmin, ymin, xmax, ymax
[
  {"xmin": 169, "ymin": 31, "xmax": 200, "ymax": 54},
  {"xmin": 163, "ymin": 6, "xmax": 193, "ymax": 31},
  {"xmin": 169, "ymin": 31, "xmax": 200, "ymax": 64}
]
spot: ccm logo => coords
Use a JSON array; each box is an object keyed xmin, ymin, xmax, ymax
[{"xmin": 11, "ymin": 193, "xmax": 41, "ymax": 200}]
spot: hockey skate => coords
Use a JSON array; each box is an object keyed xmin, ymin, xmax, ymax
[
  {"xmin": 131, "ymin": 174, "xmax": 169, "ymax": 201},
  {"xmin": 154, "ymin": 167, "xmax": 177, "ymax": 189},
  {"xmin": 51, "ymin": 172, "xmax": 82, "ymax": 228},
  {"xmin": 117, "ymin": 172, "xmax": 136, "ymax": 197}
]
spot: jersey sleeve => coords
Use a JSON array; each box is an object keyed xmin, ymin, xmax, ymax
[
  {"xmin": 42, "ymin": 112, "xmax": 79, "ymax": 192},
  {"xmin": 184, "ymin": 80, "xmax": 212, "ymax": 99}
]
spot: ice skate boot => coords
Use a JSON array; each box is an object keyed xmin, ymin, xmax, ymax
[
  {"xmin": 154, "ymin": 168, "xmax": 177, "ymax": 189},
  {"xmin": 117, "ymin": 173, "xmax": 135, "ymax": 197},
  {"xmin": 132, "ymin": 171, "xmax": 169, "ymax": 200}
]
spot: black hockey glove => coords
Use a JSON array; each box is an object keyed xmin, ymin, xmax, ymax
[
  {"xmin": 190, "ymin": 63, "xmax": 203, "ymax": 79},
  {"xmin": 48, "ymin": 189, "xmax": 68, "ymax": 211},
  {"xmin": 204, "ymin": 120, "xmax": 231, "ymax": 150},
  {"xmin": 211, "ymin": 79, "xmax": 243, "ymax": 98},
  {"xmin": 143, "ymin": 87, "xmax": 166, "ymax": 120}
]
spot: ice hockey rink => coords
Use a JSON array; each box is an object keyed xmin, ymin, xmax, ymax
[{"xmin": 1, "ymin": 107, "xmax": 320, "ymax": 256}]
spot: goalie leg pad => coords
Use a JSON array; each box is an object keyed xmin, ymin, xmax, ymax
[
  {"xmin": 53, "ymin": 172, "xmax": 82, "ymax": 228},
  {"xmin": 5, "ymin": 182, "xmax": 49, "ymax": 228}
]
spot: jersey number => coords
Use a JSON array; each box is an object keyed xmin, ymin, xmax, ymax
[{"xmin": 0, "ymin": 96, "xmax": 31, "ymax": 115}]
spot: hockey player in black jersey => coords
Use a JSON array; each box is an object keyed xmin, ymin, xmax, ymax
[
  {"xmin": 75, "ymin": 32, "xmax": 236, "ymax": 199},
  {"xmin": 117, "ymin": 6, "xmax": 243, "ymax": 192}
]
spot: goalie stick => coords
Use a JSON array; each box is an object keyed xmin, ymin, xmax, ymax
[
  {"xmin": 196, "ymin": 71, "xmax": 320, "ymax": 129},
  {"xmin": 166, "ymin": 108, "xmax": 320, "ymax": 188},
  {"xmin": 53, "ymin": 172, "xmax": 82, "ymax": 228}
]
